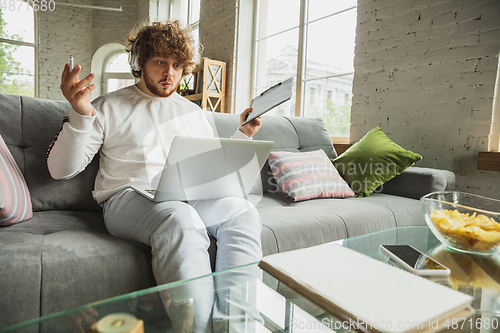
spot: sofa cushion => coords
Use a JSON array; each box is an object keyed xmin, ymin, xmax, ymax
[
  {"xmin": 268, "ymin": 150, "xmax": 354, "ymax": 201},
  {"xmin": 333, "ymin": 126, "xmax": 422, "ymax": 197},
  {"xmin": 257, "ymin": 193, "xmax": 401, "ymax": 254},
  {"xmin": 25, "ymin": 147, "xmax": 101, "ymax": 213},
  {"xmin": 380, "ymin": 167, "xmax": 456, "ymax": 200},
  {"xmin": 1, "ymin": 210, "xmax": 107, "ymax": 235},
  {"xmin": 0, "ymin": 232, "xmax": 42, "ymax": 327},
  {"xmin": 0, "ymin": 94, "xmax": 22, "ymax": 146},
  {"xmin": 357, "ymin": 193, "xmax": 427, "ymax": 227},
  {"xmin": 208, "ymin": 113, "xmax": 339, "ymax": 194},
  {"xmin": 0, "ymin": 93, "xmax": 102, "ymax": 213},
  {"xmin": 1, "ymin": 211, "xmax": 156, "ymax": 325},
  {"xmin": 257, "ymin": 194, "xmax": 349, "ymax": 254},
  {"xmin": 0, "ymin": 134, "xmax": 33, "ymax": 225},
  {"xmin": 285, "ymin": 116, "xmax": 337, "ymax": 159},
  {"xmin": 39, "ymin": 229, "xmax": 155, "ymax": 316},
  {"xmin": 256, "ymin": 192, "xmax": 426, "ymax": 256}
]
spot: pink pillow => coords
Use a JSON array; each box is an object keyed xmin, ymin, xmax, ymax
[
  {"xmin": 268, "ymin": 149, "xmax": 355, "ymax": 202},
  {"xmin": 0, "ymin": 135, "xmax": 33, "ymax": 226}
]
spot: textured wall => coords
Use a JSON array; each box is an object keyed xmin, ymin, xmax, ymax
[
  {"xmin": 38, "ymin": 1, "xmax": 93, "ymax": 100},
  {"xmin": 199, "ymin": 0, "xmax": 238, "ymax": 114},
  {"xmin": 38, "ymin": 0, "xmax": 139, "ymax": 100},
  {"xmin": 352, "ymin": 0, "xmax": 500, "ymax": 199},
  {"xmin": 137, "ymin": 0, "xmax": 159, "ymax": 24},
  {"xmin": 137, "ymin": 0, "xmax": 150, "ymax": 24},
  {"xmin": 92, "ymin": 0, "xmax": 138, "ymax": 53}
]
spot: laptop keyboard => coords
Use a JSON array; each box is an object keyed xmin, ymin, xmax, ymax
[{"xmin": 145, "ymin": 189, "xmax": 156, "ymax": 196}]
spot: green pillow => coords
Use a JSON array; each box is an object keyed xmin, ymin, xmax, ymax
[{"xmin": 332, "ymin": 126, "xmax": 422, "ymax": 197}]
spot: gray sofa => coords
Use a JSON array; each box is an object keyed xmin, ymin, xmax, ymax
[{"xmin": 0, "ymin": 93, "xmax": 455, "ymax": 329}]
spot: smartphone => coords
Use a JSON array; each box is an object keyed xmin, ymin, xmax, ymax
[
  {"xmin": 69, "ymin": 55, "xmax": 74, "ymax": 71},
  {"xmin": 379, "ymin": 244, "xmax": 451, "ymax": 276}
]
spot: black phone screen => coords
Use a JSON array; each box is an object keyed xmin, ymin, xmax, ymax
[{"xmin": 382, "ymin": 245, "xmax": 447, "ymax": 271}]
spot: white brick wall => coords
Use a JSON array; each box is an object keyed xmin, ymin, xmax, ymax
[
  {"xmin": 38, "ymin": 1, "xmax": 93, "ymax": 100},
  {"xmin": 137, "ymin": 0, "xmax": 149, "ymax": 23},
  {"xmin": 92, "ymin": 0, "xmax": 138, "ymax": 52},
  {"xmin": 352, "ymin": 0, "xmax": 500, "ymax": 199},
  {"xmin": 38, "ymin": 0, "xmax": 139, "ymax": 100},
  {"xmin": 199, "ymin": 0, "xmax": 238, "ymax": 114}
]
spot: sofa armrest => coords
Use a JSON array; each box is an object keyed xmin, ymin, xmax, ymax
[{"xmin": 379, "ymin": 167, "xmax": 455, "ymax": 200}]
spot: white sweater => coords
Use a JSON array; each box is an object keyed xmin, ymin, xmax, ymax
[{"xmin": 47, "ymin": 85, "xmax": 248, "ymax": 203}]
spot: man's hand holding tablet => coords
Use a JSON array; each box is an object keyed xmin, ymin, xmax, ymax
[{"xmin": 242, "ymin": 77, "xmax": 293, "ymax": 126}]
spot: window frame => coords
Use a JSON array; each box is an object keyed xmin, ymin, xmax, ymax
[
  {"xmin": 0, "ymin": 2, "xmax": 38, "ymax": 97},
  {"xmin": 477, "ymin": 53, "xmax": 500, "ymax": 170},
  {"xmin": 101, "ymin": 50, "xmax": 136, "ymax": 94},
  {"xmin": 162, "ymin": 0, "xmax": 200, "ymax": 57},
  {"xmin": 166, "ymin": 0, "xmax": 200, "ymax": 27},
  {"xmin": 487, "ymin": 54, "xmax": 500, "ymax": 152},
  {"xmin": 251, "ymin": 0, "xmax": 356, "ymax": 142}
]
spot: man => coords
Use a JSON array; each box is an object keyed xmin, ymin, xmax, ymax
[{"xmin": 47, "ymin": 21, "xmax": 263, "ymax": 332}]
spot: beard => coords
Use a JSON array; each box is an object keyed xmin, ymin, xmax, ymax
[{"xmin": 143, "ymin": 70, "xmax": 181, "ymax": 98}]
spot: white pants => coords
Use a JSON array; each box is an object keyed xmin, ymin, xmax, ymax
[{"xmin": 102, "ymin": 188, "xmax": 263, "ymax": 332}]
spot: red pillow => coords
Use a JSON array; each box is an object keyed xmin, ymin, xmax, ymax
[{"xmin": 0, "ymin": 135, "xmax": 33, "ymax": 226}]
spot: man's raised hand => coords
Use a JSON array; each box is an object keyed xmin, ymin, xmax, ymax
[{"xmin": 60, "ymin": 63, "xmax": 96, "ymax": 117}]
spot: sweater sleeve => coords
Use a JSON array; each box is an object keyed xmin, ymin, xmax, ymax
[
  {"xmin": 47, "ymin": 108, "xmax": 104, "ymax": 180},
  {"xmin": 231, "ymin": 129, "xmax": 252, "ymax": 140}
]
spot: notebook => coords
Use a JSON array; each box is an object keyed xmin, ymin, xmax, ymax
[
  {"xmin": 131, "ymin": 136, "xmax": 274, "ymax": 202},
  {"xmin": 259, "ymin": 243, "xmax": 474, "ymax": 333}
]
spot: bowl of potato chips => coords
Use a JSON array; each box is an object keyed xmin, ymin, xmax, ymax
[{"xmin": 421, "ymin": 191, "xmax": 500, "ymax": 256}]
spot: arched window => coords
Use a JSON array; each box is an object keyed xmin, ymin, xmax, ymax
[
  {"xmin": 103, "ymin": 52, "xmax": 136, "ymax": 93},
  {"xmin": 0, "ymin": 4, "xmax": 37, "ymax": 96},
  {"xmin": 90, "ymin": 43, "xmax": 136, "ymax": 99}
]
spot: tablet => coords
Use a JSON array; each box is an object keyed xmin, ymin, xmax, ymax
[{"xmin": 242, "ymin": 77, "xmax": 293, "ymax": 126}]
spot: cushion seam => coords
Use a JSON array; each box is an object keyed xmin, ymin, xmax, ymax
[
  {"xmin": 378, "ymin": 203, "xmax": 398, "ymax": 227},
  {"xmin": 283, "ymin": 116, "xmax": 301, "ymax": 149},
  {"xmin": 360, "ymin": 198, "xmax": 399, "ymax": 228},
  {"xmin": 20, "ymin": 96, "xmax": 25, "ymax": 147},
  {"xmin": 337, "ymin": 214, "xmax": 349, "ymax": 238},
  {"xmin": 262, "ymin": 224, "xmax": 280, "ymax": 254},
  {"xmin": 39, "ymin": 236, "xmax": 43, "ymax": 320},
  {"xmin": 20, "ymin": 96, "xmax": 26, "ymax": 173}
]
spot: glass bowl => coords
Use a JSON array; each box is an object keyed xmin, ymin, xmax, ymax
[{"xmin": 421, "ymin": 191, "xmax": 500, "ymax": 256}]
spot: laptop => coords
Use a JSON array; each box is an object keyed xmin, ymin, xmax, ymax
[{"xmin": 131, "ymin": 136, "xmax": 274, "ymax": 202}]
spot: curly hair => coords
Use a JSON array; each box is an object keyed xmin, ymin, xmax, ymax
[{"xmin": 125, "ymin": 20, "xmax": 202, "ymax": 78}]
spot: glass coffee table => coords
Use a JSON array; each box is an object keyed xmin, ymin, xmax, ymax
[{"xmin": 2, "ymin": 226, "xmax": 499, "ymax": 333}]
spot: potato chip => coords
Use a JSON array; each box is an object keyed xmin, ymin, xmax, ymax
[{"xmin": 430, "ymin": 209, "xmax": 500, "ymax": 251}]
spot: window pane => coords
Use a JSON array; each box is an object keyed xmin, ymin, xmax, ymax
[
  {"xmin": 303, "ymin": 76, "xmax": 352, "ymax": 136},
  {"xmin": 257, "ymin": 0, "xmax": 300, "ymax": 40},
  {"xmin": 255, "ymin": 29, "xmax": 298, "ymax": 117},
  {"xmin": 0, "ymin": 6, "xmax": 35, "ymax": 43},
  {"xmin": 189, "ymin": 0, "xmax": 200, "ymax": 24},
  {"xmin": 0, "ymin": 42, "xmax": 34, "ymax": 96},
  {"xmin": 191, "ymin": 27, "xmax": 200, "ymax": 57},
  {"xmin": 106, "ymin": 78, "xmax": 136, "ymax": 93},
  {"xmin": 105, "ymin": 53, "xmax": 131, "ymax": 73},
  {"xmin": 308, "ymin": 0, "xmax": 357, "ymax": 23},
  {"xmin": 305, "ymin": 8, "xmax": 356, "ymax": 79}
]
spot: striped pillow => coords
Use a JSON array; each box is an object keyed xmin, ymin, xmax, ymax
[
  {"xmin": 0, "ymin": 135, "xmax": 33, "ymax": 226},
  {"xmin": 268, "ymin": 150, "xmax": 355, "ymax": 202}
]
